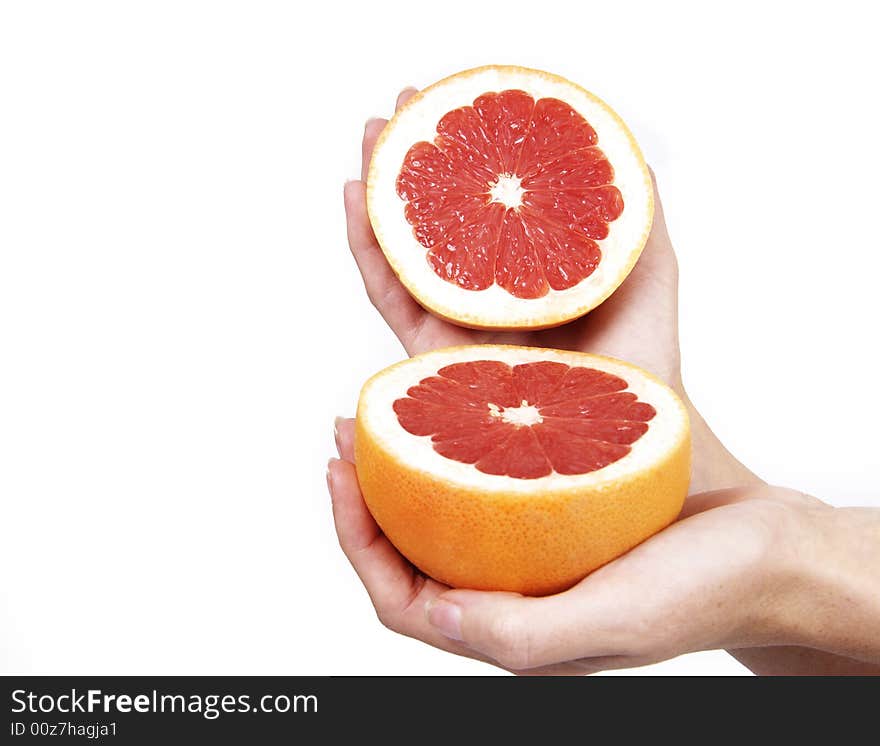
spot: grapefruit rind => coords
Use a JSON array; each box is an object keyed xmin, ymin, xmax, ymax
[
  {"xmin": 355, "ymin": 346, "xmax": 691, "ymax": 596},
  {"xmin": 367, "ymin": 65, "xmax": 654, "ymax": 330}
]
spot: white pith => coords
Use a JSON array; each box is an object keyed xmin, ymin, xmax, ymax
[
  {"xmin": 494, "ymin": 400, "xmax": 542, "ymax": 426},
  {"xmin": 367, "ymin": 66, "xmax": 654, "ymax": 329},
  {"xmin": 359, "ymin": 346, "xmax": 689, "ymax": 494},
  {"xmin": 489, "ymin": 174, "xmax": 524, "ymax": 209}
]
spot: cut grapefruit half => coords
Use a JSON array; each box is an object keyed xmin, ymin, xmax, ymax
[
  {"xmin": 367, "ymin": 65, "xmax": 653, "ymax": 330},
  {"xmin": 355, "ymin": 345, "xmax": 690, "ymax": 596}
]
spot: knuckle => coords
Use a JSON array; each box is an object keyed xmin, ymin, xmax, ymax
[
  {"xmin": 365, "ymin": 287, "xmax": 381, "ymax": 311},
  {"xmin": 374, "ymin": 606, "xmax": 398, "ymax": 633},
  {"xmin": 366, "ymin": 283, "xmax": 393, "ymax": 314}
]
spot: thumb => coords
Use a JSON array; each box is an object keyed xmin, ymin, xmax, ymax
[{"xmin": 425, "ymin": 588, "xmax": 607, "ymax": 671}]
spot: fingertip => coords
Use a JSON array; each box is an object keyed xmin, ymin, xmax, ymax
[
  {"xmin": 646, "ymin": 165, "xmax": 662, "ymax": 204},
  {"xmin": 335, "ymin": 417, "xmax": 356, "ymax": 462},
  {"xmin": 361, "ymin": 119, "xmax": 387, "ymax": 181},
  {"xmin": 647, "ymin": 165, "xmax": 665, "ymax": 209},
  {"xmin": 364, "ymin": 116, "xmax": 387, "ymax": 138},
  {"xmin": 396, "ymin": 87, "xmax": 418, "ymax": 111},
  {"xmin": 333, "ymin": 417, "xmax": 343, "ymax": 455},
  {"xmin": 327, "ymin": 458, "xmax": 363, "ymax": 524},
  {"xmin": 326, "ymin": 456, "xmax": 341, "ymax": 496}
]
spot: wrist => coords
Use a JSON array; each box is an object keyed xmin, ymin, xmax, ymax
[
  {"xmin": 680, "ymin": 392, "xmax": 764, "ymax": 494},
  {"xmin": 762, "ymin": 501, "xmax": 880, "ymax": 663}
]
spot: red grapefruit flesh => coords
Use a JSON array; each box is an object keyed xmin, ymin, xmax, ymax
[
  {"xmin": 393, "ymin": 360, "xmax": 656, "ymax": 479},
  {"xmin": 396, "ymin": 91, "xmax": 622, "ymax": 299}
]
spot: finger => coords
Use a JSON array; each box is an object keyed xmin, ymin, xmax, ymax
[
  {"xmin": 334, "ymin": 417, "xmax": 355, "ymax": 462},
  {"xmin": 625, "ymin": 165, "xmax": 676, "ymax": 281},
  {"xmin": 327, "ymin": 457, "xmax": 502, "ymax": 666},
  {"xmin": 359, "ymin": 87, "xmax": 417, "ymax": 182},
  {"xmin": 646, "ymin": 166, "xmax": 671, "ymax": 246},
  {"xmin": 581, "ymin": 164, "xmax": 677, "ymax": 315},
  {"xmin": 328, "ymin": 457, "xmax": 422, "ymax": 612},
  {"xmin": 343, "ymin": 180, "xmax": 428, "ymax": 343},
  {"xmin": 425, "ymin": 585, "xmax": 624, "ymax": 671},
  {"xmin": 396, "ymin": 87, "xmax": 418, "ymax": 111},
  {"xmin": 562, "ymin": 164, "xmax": 681, "ymax": 383},
  {"xmin": 361, "ymin": 118, "xmax": 387, "ymax": 181},
  {"xmin": 328, "ymin": 436, "xmax": 596, "ymax": 675}
]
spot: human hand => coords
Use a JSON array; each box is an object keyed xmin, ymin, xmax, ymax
[{"xmin": 330, "ymin": 418, "xmax": 880, "ymax": 674}]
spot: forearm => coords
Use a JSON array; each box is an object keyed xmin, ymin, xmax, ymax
[
  {"xmin": 772, "ymin": 505, "xmax": 880, "ymax": 663},
  {"xmin": 683, "ymin": 394, "xmax": 880, "ymax": 674},
  {"xmin": 727, "ymin": 506, "xmax": 880, "ymax": 675}
]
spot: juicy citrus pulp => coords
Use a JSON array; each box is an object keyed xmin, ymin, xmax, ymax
[
  {"xmin": 393, "ymin": 359, "xmax": 656, "ymax": 479},
  {"xmin": 396, "ymin": 90, "xmax": 623, "ymax": 298}
]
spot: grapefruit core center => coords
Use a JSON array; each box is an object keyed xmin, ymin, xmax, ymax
[
  {"xmin": 492, "ymin": 401, "xmax": 542, "ymax": 426},
  {"xmin": 489, "ymin": 174, "xmax": 525, "ymax": 209}
]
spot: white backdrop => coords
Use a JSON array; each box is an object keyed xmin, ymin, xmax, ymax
[{"xmin": 1, "ymin": 1, "xmax": 877, "ymax": 676}]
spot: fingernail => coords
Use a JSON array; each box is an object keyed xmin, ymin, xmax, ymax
[
  {"xmin": 425, "ymin": 599, "xmax": 463, "ymax": 641},
  {"xmin": 333, "ymin": 416, "xmax": 343, "ymax": 456},
  {"xmin": 326, "ymin": 457, "xmax": 338, "ymax": 497}
]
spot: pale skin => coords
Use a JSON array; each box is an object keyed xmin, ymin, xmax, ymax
[{"xmin": 328, "ymin": 88, "xmax": 880, "ymax": 675}]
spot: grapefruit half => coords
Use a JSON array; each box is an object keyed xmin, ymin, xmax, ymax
[
  {"xmin": 367, "ymin": 65, "xmax": 653, "ymax": 330},
  {"xmin": 355, "ymin": 345, "xmax": 690, "ymax": 596}
]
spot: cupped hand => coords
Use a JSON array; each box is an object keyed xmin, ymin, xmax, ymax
[
  {"xmin": 330, "ymin": 417, "xmax": 825, "ymax": 674},
  {"xmin": 344, "ymin": 88, "xmax": 682, "ymax": 388}
]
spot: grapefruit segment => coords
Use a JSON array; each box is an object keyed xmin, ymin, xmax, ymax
[
  {"xmin": 356, "ymin": 345, "xmax": 691, "ymax": 595},
  {"xmin": 495, "ymin": 211, "xmax": 548, "ymax": 298},
  {"xmin": 517, "ymin": 96, "xmax": 598, "ymax": 174},
  {"xmin": 472, "ymin": 89, "xmax": 534, "ymax": 173},
  {"xmin": 424, "ymin": 201, "xmax": 504, "ymax": 291},
  {"xmin": 520, "ymin": 146, "xmax": 614, "ymax": 190},
  {"xmin": 368, "ymin": 65, "xmax": 653, "ymax": 329}
]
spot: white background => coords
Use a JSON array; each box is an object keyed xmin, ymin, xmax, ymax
[{"xmin": 1, "ymin": 1, "xmax": 877, "ymax": 676}]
